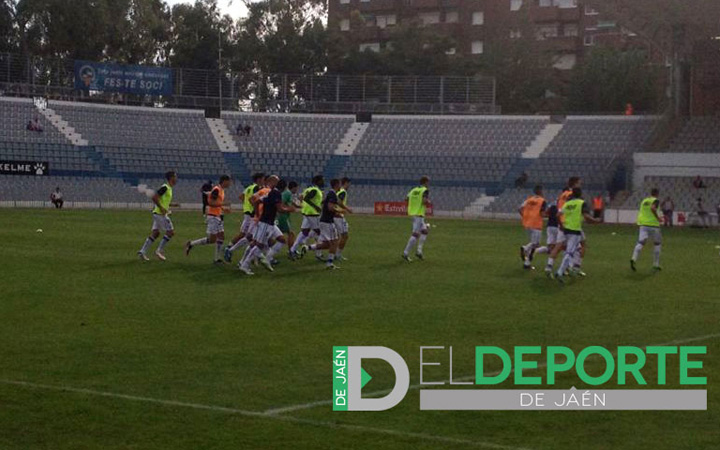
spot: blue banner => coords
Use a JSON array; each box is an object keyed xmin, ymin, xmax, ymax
[{"xmin": 74, "ymin": 61, "xmax": 173, "ymax": 96}]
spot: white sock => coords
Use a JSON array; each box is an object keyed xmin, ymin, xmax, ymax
[
  {"xmin": 241, "ymin": 246, "xmax": 261, "ymax": 269},
  {"xmin": 545, "ymin": 257, "xmax": 555, "ymax": 271},
  {"xmin": 573, "ymin": 252, "xmax": 583, "ymax": 268},
  {"xmin": 229, "ymin": 237, "xmax": 248, "ymax": 253},
  {"xmin": 291, "ymin": 233, "xmax": 309, "ymax": 253},
  {"xmin": 653, "ymin": 244, "xmax": 661, "ymax": 267},
  {"xmin": 139, "ymin": 236, "xmax": 155, "ymax": 254},
  {"xmin": 267, "ymin": 241, "xmax": 284, "ymax": 260},
  {"xmin": 632, "ymin": 243, "xmax": 644, "ymax": 262},
  {"xmin": 404, "ymin": 235, "xmax": 417, "ymax": 256},
  {"xmin": 326, "ymin": 253, "xmax": 335, "ymax": 266},
  {"xmin": 190, "ymin": 238, "xmax": 208, "ymax": 247},
  {"xmin": 557, "ymin": 253, "xmax": 573, "ymax": 276},
  {"xmin": 239, "ymin": 246, "xmax": 253, "ymax": 267},
  {"xmin": 417, "ymin": 234, "xmax": 428, "ymax": 253},
  {"xmin": 157, "ymin": 235, "xmax": 171, "ymax": 252},
  {"xmin": 215, "ymin": 240, "xmax": 224, "ymax": 261}
]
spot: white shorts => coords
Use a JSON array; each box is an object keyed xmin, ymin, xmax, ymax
[
  {"xmin": 334, "ymin": 217, "xmax": 349, "ymax": 235},
  {"xmin": 412, "ymin": 216, "xmax": 428, "ymax": 234},
  {"xmin": 319, "ymin": 221, "xmax": 339, "ymax": 242},
  {"xmin": 301, "ymin": 215, "xmax": 321, "ymax": 231},
  {"xmin": 254, "ymin": 221, "xmax": 283, "ymax": 246},
  {"xmin": 546, "ymin": 226, "xmax": 559, "ymax": 245},
  {"xmin": 638, "ymin": 226, "xmax": 662, "ymax": 245},
  {"xmin": 565, "ymin": 233, "xmax": 583, "ymax": 257},
  {"xmin": 556, "ymin": 229, "xmax": 567, "ymax": 244},
  {"xmin": 152, "ymin": 214, "xmax": 174, "ymax": 232},
  {"xmin": 206, "ymin": 215, "xmax": 224, "ymax": 235},
  {"xmin": 526, "ymin": 228, "xmax": 542, "ymax": 246},
  {"xmin": 240, "ymin": 214, "xmax": 255, "ymax": 234}
]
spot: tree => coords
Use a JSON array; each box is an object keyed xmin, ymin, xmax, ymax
[
  {"xmin": 167, "ymin": 0, "xmax": 235, "ymax": 70},
  {"xmin": 105, "ymin": 0, "xmax": 172, "ymax": 65},
  {"xmin": 567, "ymin": 47, "xmax": 661, "ymax": 113},
  {"xmin": 481, "ymin": 14, "xmax": 559, "ymax": 114}
]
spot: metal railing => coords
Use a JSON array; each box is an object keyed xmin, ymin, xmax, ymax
[{"xmin": 0, "ymin": 53, "xmax": 498, "ymax": 114}]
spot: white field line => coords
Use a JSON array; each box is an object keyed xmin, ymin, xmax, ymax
[
  {"xmin": 264, "ymin": 332, "xmax": 720, "ymax": 415},
  {"xmin": 0, "ymin": 379, "xmax": 529, "ymax": 450}
]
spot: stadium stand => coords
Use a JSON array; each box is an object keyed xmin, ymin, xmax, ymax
[
  {"xmin": 98, "ymin": 146, "xmax": 231, "ymax": 178},
  {"xmin": 1, "ymin": 98, "xmax": 670, "ymax": 216},
  {"xmin": 0, "ymin": 142, "xmax": 102, "ymax": 174},
  {"xmin": 0, "ymin": 176, "xmax": 138, "ymax": 203},
  {"xmin": 354, "ymin": 117, "xmax": 547, "ymax": 156},
  {"xmin": 622, "ymin": 176, "xmax": 720, "ymax": 212},
  {"xmin": 224, "ymin": 114, "xmax": 352, "ymax": 154},
  {"xmin": 524, "ymin": 117, "xmax": 657, "ymax": 190},
  {"xmin": 665, "ymin": 117, "xmax": 720, "ymax": 153},
  {"xmin": 51, "ymin": 103, "xmax": 218, "ymax": 151},
  {"xmin": 0, "ymin": 98, "xmax": 70, "ymax": 145}
]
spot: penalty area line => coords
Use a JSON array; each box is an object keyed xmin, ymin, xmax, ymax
[
  {"xmin": 0, "ymin": 379, "xmax": 530, "ymax": 450},
  {"xmin": 265, "ymin": 332, "xmax": 720, "ymax": 415}
]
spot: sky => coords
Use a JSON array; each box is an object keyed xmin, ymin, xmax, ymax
[{"xmin": 165, "ymin": 0, "xmax": 250, "ymax": 19}]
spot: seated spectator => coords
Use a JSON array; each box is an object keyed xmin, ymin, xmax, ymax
[
  {"xmin": 244, "ymin": 125, "xmax": 252, "ymax": 137},
  {"xmin": 693, "ymin": 175, "xmax": 706, "ymax": 190},
  {"xmin": 236, "ymin": 123, "xmax": 244, "ymax": 136},
  {"xmin": 26, "ymin": 117, "xmax": 43, "ymax": 132},
  {"xmin": 514, "ymin": 171, "xmax": 528, "ymax": 188},
  {"xmin": 50, "ymin": 187, "xmax": 64, "ymax": 209},
  {"xmin": 661, "ymin": 196, "xmax": 675, "ymax": 227}
]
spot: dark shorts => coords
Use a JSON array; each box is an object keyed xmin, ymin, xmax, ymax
[{"xmin": 277, "ymin": 216, "xmax": 291, "ymax": 234}]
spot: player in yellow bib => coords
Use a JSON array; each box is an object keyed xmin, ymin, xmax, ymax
[
  {"xmin": 631, "ymin": 188, "xmax": 663, "ymax": 272},
  {"xmin": 289, "ymin": 175, "xmax": 324, "ymax": 260},
  {"xmin": 137, "ymin": 171, "xmax": 178, "ymax": 261},
  {"xmin": 554, "ymin": 188, "xmax": 601, "ymax": 283},
  {"xmin": 403, "ymin": 176, "xmax": 431, "ymax": 262}
]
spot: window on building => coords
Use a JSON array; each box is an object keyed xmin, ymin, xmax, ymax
[
  {"xmin": 446, "ymin": 47, "xmax": 457, "ymax": 55},
  {"xmin": 472, "ymin": 11, "xmax": 484, "ymax": 25},
  {"xmin": 553, "ymin": 0, "xmax": 578, "ymax": 8},
  {"xmin": 360, "ymin": 0, "xmax": 370, "ymax": 3},
  {"xmin": 597, "ymin": 20, "xmax": 617, "ymax": 29},
  {"xmin": 553, "ymin": 54, "xmax": 577, "ymax": 70},
  {"xmin": 471, "ymin": 40, "xmax": 484, "ymax": 54},
  {"xmin": 363, "ymin": 14, "xmax": 375, "ymax": 27},
  {"xmin": 419, "ymin": 11, "xmax": 441, "ymax": 25},
  {"xmin": 585, "ymin": 5, "xmax": 599, "ymax": 15},
  {"xmin": 376, "ymin": 14, "xmax": 397, "ymax": 28},
  {"xmin": 584, "ymin": 35, "xmax": 596, "ymax": 46},
  {"xmin": 340, "ymin": 19, "xmax": 350, "ymax": 31},
  {"xmin": 510, "ymin": 0, "xmax": 523, "ymax": 11},
  {"xmin": 536, "ymin": 24, "xmax": 558, "ymax": 40},
  {"xmin": 510, "ymin": 29, "xmax": 522, "ymax": 39},
  {"xmin": 359, "ymin": 42, "xmax": 381, "ymax": 52},
  {"xmin": 340, "ymin": 0, "xmax": 350, "ymax": 4},
  {"xmin": 539, "ymin": 0, "xmax": 551, "ymax": 7},
  {"xmin": 564, "ymin": 24, "xmax": 578, "ymax": 37},
  {"xmin": 445, "ymin": 11, "xmax": 459, "ymax": 23}
]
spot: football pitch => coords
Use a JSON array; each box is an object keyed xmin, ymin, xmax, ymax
[{"xmin": 1, "ymin": 209, "xmax": 719, "ymax": 450}]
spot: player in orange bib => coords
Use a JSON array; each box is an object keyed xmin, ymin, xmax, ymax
[
  {"xmin": 186, "ymin": 175, "xmax": 233, "ymax": 264},
  {"xmin": 519, "ymin": 185, "xmax": 549, "ymax": 270}
]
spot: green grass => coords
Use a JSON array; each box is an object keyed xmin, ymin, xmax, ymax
[{"xmin": 0, "ymin": 209, "xmax": 719, "ymax": 450}]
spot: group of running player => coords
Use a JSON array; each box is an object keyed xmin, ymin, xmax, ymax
[
  {"xmin": 518, "ymin": 176, "xmax": 663, "ymax": 283},
  {"xmin": 136, "ymin": 173, "xmax": 434, "ymax": 273}
]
